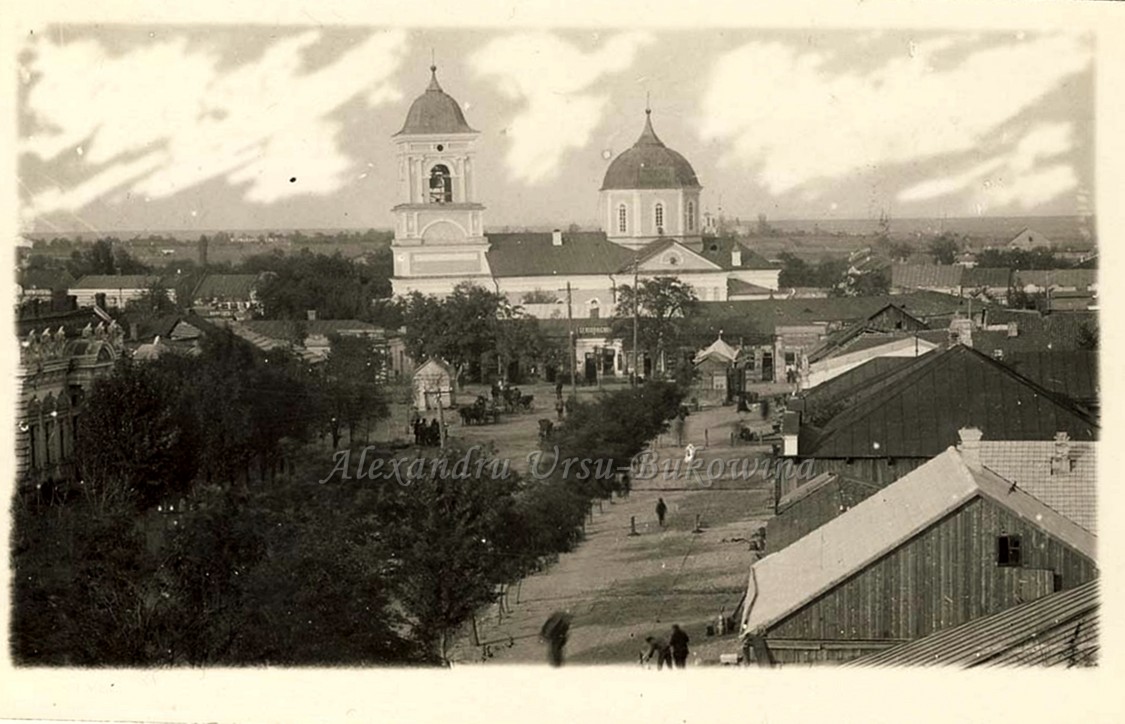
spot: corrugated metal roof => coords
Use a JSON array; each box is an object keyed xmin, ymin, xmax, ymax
[
  {"xmin": 849, "ymin": 579, "xmax": 1098, "ymax": 668},
  {"xmin": 193, "ymin": 274, "xmax": 259, "ymax": 299},
  {"xmin": 1002, "ymin": 351, "xmax": 1098, "ymax": 406},
  {"xmin": 803, "ymin": 345, "xmax": 1098, "ymax": 458},
  {"xmin": 962, "ymin": 267, "xmax": 1011, "ymax": 289},
  {"xmin": 70, "ymin": 274, "xmax": 167, "ymax": 290},
  {"xmin": 741, "ymin": 448, "xmax": 1097, "ymax": 636}
]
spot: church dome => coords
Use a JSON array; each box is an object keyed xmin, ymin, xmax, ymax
[
  {"xmin": 601, "ymin": 110, "xmax": 700, "ymax": 190},
  {"xmin": 395, "ymin": 66, "xmax": 477, "ymax": 136}
]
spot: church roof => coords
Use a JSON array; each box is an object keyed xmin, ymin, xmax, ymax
[
  {"xmin": 395, "ymin": 66, "xmax": 477, "ymax": 136},
  {"xmin": 485, "ymin": 232, "xmax": 636, "ymax": 277},
  {"xmin": 601, "ymin": 111, "xmax": 700, "ymax": 191}
]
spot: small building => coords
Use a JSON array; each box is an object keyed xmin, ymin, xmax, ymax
[
  {"xmin": 1008, "ymin": 227, "xmax": 1051, "ymax": 251},
  {"xmin": 851, "ymin": 578, "xmax": 1098, "ymax": 668},
  {"xmin": 961, "ymin": 266, "xmax": 1011, "ymax": 303},
  {"xmin": 693, "ymin": 333, "xmax": 739, "ymax": 401},
  {"xmin": 413, "ymin": 359, "xmax": 455, "ymax": 410},
  {"xmin": 890, "ymin": 263, "xmax": 963, "ymax": 296},
  {"xmin": 739, "ymin": 446, "xmax": 1097, "ymax": 666},
  {"xmin": 69, "ymin": 274, "xmax": 175, "ymax": 308},
  {"xmin": 1014, "ymin": 269, "xmax": 1097, "ymax": 294},
  {"xmin": 802, "ymin": 305, "xmax": 940, "ymax": 389}
]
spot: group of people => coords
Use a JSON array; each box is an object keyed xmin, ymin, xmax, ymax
[
  {"xmin": 643, "ymin": 625, "xmax": 691, "ymax": 669},
  {"xmin": 411, "ymin": 416, "xmax": 443, "ymax": 447}
]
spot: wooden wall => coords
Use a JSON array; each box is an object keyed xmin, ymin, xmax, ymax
[
  {"xmin": 768, "ymin": 477, "xmax": 886, "ymax": 552},
  {"xmin": 775, "ymin": 456, "xmax": 928, "ymax": 506},
  {"xmin": 762, "ymin": 495, "xmax": 1097, "ymax": 665}
]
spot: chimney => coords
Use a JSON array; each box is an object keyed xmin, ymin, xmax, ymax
[
  {"xmin": 1051, "ymin": 432, "xmax": 1073, "ymax": 475},
  {"xmin": 731, "ymin": 247, "xmax": 742, "ymax": 267},
  {"xmin": 948, "ymin": 317, "xmax": 973, "ymax": 348},
  {"xmin": 307, "ymin": 309, "xmax": 317, "ymax": 321},
  {"xmin": 552, "ymin": 229, "xmax": 563, "ymax": 247},
  {"xmin": 1007, "ymin": 321, "xmax": 1018, "ymax": 338},
  {"xmin": 957, "ymin": 427, "xmax": 983, "ymax": 468}
]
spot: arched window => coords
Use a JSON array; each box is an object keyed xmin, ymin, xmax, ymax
[
  {"xmin": 429, "ymin": 164, "xmax": 452, "ymax": 203},
  {"xmin": 618, "ymin": 204, "xmax": 628, "ymax": 234},
  {"xmin": 588, "ymin": 298, "xmax": 601, "ymax": 320},
  {"xmin": 686, "ymin": 201, "xmax": 695, "ymax": 231},
  {"xmin": 655, "ymin": 203, "xmax": 664, "ymax": 233}
]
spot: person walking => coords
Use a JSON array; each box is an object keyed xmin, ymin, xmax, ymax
[
  {"xmin": 655, "ymin": 497, "xmax": 668, "ymax": 527},
  {"xmin": 540, "ymin": 611, "xmax": 572, "ymax": 667},
  {"xmin": 669, "ymin": 624, "xmax": 690, "ymax": 669},
  {"xmin": 643, "ymin": 636, "xmax": 674, "ymax": 670}
]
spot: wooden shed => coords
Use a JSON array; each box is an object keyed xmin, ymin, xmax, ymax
[
  {"xmin": 412, "ymin": 358, "xmax": 455, "ymax": 411},
  {"xmin": 740, "ymin": 447, "xmax": 1097, "ymax": 666}
]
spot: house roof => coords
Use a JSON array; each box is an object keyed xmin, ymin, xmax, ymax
[
  {"xmin": 891, "ymin": 263, "xmax": 963, "ymax": 290},
  {"xmin": 800, "ymin": 345, "xmax": 1098, "ymax": 458},
  {"xmin": 741, "ymin": 447, "xmax": 1096, "ymax": 636},
  {"xmin": 70, "ymin": 274, "xmax": 167, "ymax": 290},
  {"xmin": 697, "ymin": 291, "xmax": 968, "ymax": 337},
  {"xmin": 962, "ymin": 267, "xmax": 1011, "ymax": 288},
  {"xmin": 1015, "ymin": 269, "xmax": 1097, "ymax": 290},
  {"xmin": 800, "ymin": 355, "xmax": 921, "ymax": 409},
  {"xmin": 240, "ymin": 319, "xmax": 381, "ymax": 341},
  {"xmin": 193, "ymin": 274, "xmax": 259, "ymax": 299},
  {"xmin": 693, "ymin": 335, "xmax": 739, "ymax": 365},
  {"xmin": 974, "ymin": 310, "xmax": 1097, "ymax": 354},
  {"xmin": 980, "ymin": 439, "xmax": 1097, "ymax": 534},
  {"xmin": 485, "ymin": 232, "xmax": 636, "ymax": 277},
  {"xmin": 807, "ymin": 304, "xmax": 930, "ymax": 363},
  {"xmin": 1001, "ymin": 351, "xmax": 1098, "ymax": 406},
  {"xmin": 850, "ymin": 578, "xmax": 1099, "ymax": 668}
]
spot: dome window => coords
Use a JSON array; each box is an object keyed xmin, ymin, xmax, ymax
[
  {"xmin": 618, "ymin": 204, "xmax": 628, "ymax": 234},
  {"xmin": 429, "ymin": 164, "xmax": 453, "ymax": 204},
  {"xmin": 687, "ymin": 201, "xmax": 695, "ymax": 231},
  {"xmin": 655, "ymin": 203, "xmax": 664, "ymax": 233},
  {"xmin": 436, "ymin": 144, "xmax": 444, "ymax": 152}
]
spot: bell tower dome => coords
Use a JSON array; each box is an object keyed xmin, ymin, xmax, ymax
[{"xmin": 390, "ymin": 63, "xmax": 491, "ymax": 296}]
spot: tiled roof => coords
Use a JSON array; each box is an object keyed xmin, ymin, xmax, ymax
[
  {"xmin": 70, "ymin": 274, "xmax": 167, "ymax": 290},
  {"xmin": 193, "ymin": 274, "xmax": 259, "ymax": 299},
  {"xmin": 741, "ymin": 448, "xmax": 1096, "ymax": 636},
  {"xmin": 980, "ymin": 440, "xmax": 1097, "ymax": 534},
  {"xmin": 485, "ymin": 232, "xmax": 636, "ymax": 277},
  {"xmin": 1015, "ymin": 269, "xmax": 1097, "ymax": 290},
  {"xmin": 962, "ymin": 267, "xmax": 1011, "ymax": 288},
  {"xmin": 698, "ymin": 291, "xmax": 968, "ymax": 336},
  {"xmin": 850, "ymin": 579, "xmax": 1099, "ymax": 668},
  {"xmin": 891, "ymin": 264, "xmax": 963, "ymax": 290},
  {"xmin": 801, "ymin": 345, "xmax": 1098, "ymax": 458}
]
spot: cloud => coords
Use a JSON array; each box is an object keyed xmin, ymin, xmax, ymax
[
  {"xmin": 698, "ymin": 34, "xmax": 1091, "ymax": 207},
  {"xmin": 471, "ymin": 31, "xmax": 653, "ymax": 184},
  {"xmin": 21, "ymin": 29, "xmax": 408, "ymax": 223},
  {"xmin": 898, "ymin": 122, "xmax": 1078, "ymax": 210}
]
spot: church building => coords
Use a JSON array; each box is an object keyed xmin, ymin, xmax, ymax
[{"xmin": 388, "ymin": 64, "xmax": 781, "ymax": 376}]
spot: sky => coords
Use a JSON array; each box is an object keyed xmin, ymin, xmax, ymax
[{"xmin": 17, "ymin": 26, "xmax": 1095, "ymax": 234}]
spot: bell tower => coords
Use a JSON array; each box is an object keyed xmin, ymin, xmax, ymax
[{"xmin": 391, "ymin": 64, "xmax": 491, "ymax": 296}]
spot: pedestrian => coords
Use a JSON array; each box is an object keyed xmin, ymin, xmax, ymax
[
  {"xmin": 555, "ymin": 379, "xmax": 564, "ymax": 400},
  {"xmin": 429, "ymin": 418, "xmax": 442, "ymax": 447},
  {"xmin": 412, "ymin": 417, "xmax": 421, "ymax": 446},
  {"xmin": 555, "ymin": 398, "xmax": 565, "ymax": 421},
  {"xmin": 655, "ymin": 497, "xmax": 667, "ymax": 527},
  {"xmin": 669, "ymin": 624, "xmax": 690, "ymax": 669},
  {"xmin": 643, "ymin": 636, "xmax": 674, "ymax": 670},
  {"xmin": 540, "ymin": 611, "xmax": 572, "ymax": 667}
]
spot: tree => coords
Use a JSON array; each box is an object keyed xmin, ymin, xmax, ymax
[
  {"xmin": 382, "ymin": 444, "xmax": 523, "ymax": 663},
  {"xmin": 76, "ymin": 360, "xmax": 201, "ymax": 511},
  {"xmin": 125, "ymin": 280, "xmax": 176, "ymax": 316},
  {"xmin": 322, "ymin": 334, "xmax": 389, "ymax": 447},
  {"xmin": 522, "ymin": 289, "xmax": 560, "ymax": 304},
  {"xmin": 1077, "ymin": 321, "xmax": 1098, "ymax": 350},
  {"xmin": 611, "ymin": 277, "xmax": 698, "ymax": 378},
  {"xmin": 928, "ymin": 233, "xmax": 961, "ymax": 265}
]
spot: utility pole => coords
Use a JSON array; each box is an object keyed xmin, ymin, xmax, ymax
[
  {"xmin": 632, "ymin": 254, "xmax": 640, "ymax": 387},
  {"xmin": 566, "ymin": 282, "xmax": 578, "ymax": 402}
]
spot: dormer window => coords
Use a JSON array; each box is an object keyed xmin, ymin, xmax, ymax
[{"xmin": 429, "ymin": 164, "xmax": 452, "ymax": 203}]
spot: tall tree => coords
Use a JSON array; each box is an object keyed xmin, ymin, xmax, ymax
[
  {"xmin": 611, "ymin": 276, "xmax": 698, "ymax": 378},
  {"xmin": 928, "ymin": 233, "xmax": 961, "ymax": 265}
]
